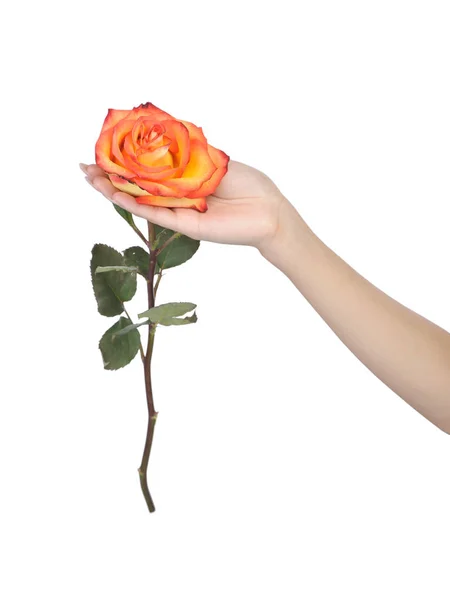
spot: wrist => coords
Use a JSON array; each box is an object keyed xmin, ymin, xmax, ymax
[{"xmin": 257, "ymin": 198, "xmax": 313, "ymax": 269}]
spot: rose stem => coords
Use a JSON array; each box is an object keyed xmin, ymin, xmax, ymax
[
  {"xmin": 123, "ymin": 305, "xmax": 145, "ymax": 361},
  {"xmin": 131, "ymin": 221, "xmax": 148, "ymax": 247},
  {"xmin": 153, "ymin": 269, "xmax": 164, "ymax": 297},
  {"xmin": 138, "ymin": 221, "xmax": 158, "ymax": 513}
]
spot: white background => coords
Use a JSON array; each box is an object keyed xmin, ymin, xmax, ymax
[{"xmin": 1, "ymin": 0, "xmax": 449, "ymax": 598}]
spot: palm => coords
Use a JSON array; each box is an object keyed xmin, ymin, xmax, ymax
[{"xmin": 84, "ymin": 160, "xmax": 283, "ymax": 248}]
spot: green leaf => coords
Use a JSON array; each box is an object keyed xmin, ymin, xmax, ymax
[
  {"xmin": 114, "ymin": 205, "xmax": 151, "ymax": 248},
  {"xmin": 114, "ymin": 204, "xmax": 136, "ymax": 227},
  {"xmin": 138, "ymin": 302, "xmax": 197, "ymax": 322},
  {"xmin": 154, "ymin": 225, "xmax": 200, "ymax": 270},
  {"xmin": 123, "ymin": 246, "xmax": 159, "ymax": 278},
  {"xmin": 95, "ymin": 265, "xmax": 139, "ymax": 274},
  {"xmin": 113, "ymin": 319, "xmax": 151, "ymax": 337},
  {"xmin": 158, "ymin": 312, "xmax": 198, "ymax": 326},
  {"xmin": 90, "ymin": 244, "xmax": 137, "ymax": 316},
  {"xmin": 99, "ymin": 317, "xmax": 141, "ymax": 370}
]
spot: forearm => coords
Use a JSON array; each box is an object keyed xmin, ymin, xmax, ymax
[{"xmin": 259, "ymin": 199, "xmax": 450, "ymax": 434}]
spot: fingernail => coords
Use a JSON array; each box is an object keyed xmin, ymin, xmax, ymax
[
  {"xmin": 85, "ymin": 176, "xmax": 95, "ymax": 188},
  {"xmin": 79, "ymin": 163, "xmax": 89, "ymax": 174}
]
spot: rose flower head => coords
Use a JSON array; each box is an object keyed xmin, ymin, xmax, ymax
[{"xmin": 95, "ymin": 102, "xmax": 230, "ymax": 212}]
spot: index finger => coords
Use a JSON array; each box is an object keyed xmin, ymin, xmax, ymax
[{"xmin": 82, "ymin": 163, "xmax": 108, "ymax": 179}]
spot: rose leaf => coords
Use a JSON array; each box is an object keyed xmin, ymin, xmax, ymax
[{"xmin": 99, "ymin": 317, "xmax": 141, "ymax": 370}]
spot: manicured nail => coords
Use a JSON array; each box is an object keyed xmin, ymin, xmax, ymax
[
  {"xmin": 85, "ymin": 176, "xmax": 95, "ymax": 188},
  {"xmin": 79, "ymin": 163, "xmax": 89, "ymax": 174}
]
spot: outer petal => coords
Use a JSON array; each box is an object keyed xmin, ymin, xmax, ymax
[
  {"xmin": 125, "ymin": 102, "xmax": 174, "ymax": 122},
  {"xmin": 164, "ymin": 138, "xmax": 217, "ymax": 194},
  {"xmin": 132, "ymin": 176, "xmax": 185, "ymax": 197},
  {"xmin": 95, "ymin": 128, "xmax": 136, "ymax": 179},
  {"xmin": 186, "ymin": 145, "xmax": 229, "ymax": 198},
  {"xmin": 136, "ymin": 195, "xmax": 208, "ymax": 212},
  {"xmin": 180, "ymin": 120, "xmax": 208, "ymax": 145},
  {"xmin": 109, "ymin": 173, "xmax": 208, "ymax": 210},
  {"xmin": 111, "ymin": 119, "xmax": 136, "ymax": 166},
  {"xmin": 108, "ymin": 174, "xmax": 152, "ymax": 197},
  {"xmin": 101, "ymin": 108, "xmax": 132, "ymax": 132},
  {"xmin": 129, "ymin": 137, "xmax": 217, "ymax": 197}
]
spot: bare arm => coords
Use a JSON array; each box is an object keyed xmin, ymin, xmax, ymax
[
  {"xmin": 83, "ymin": 160, "xmax": 450, "ymax": 434},
  {"xmin": 258, "ymin": 199, "xmax": 450, "ymax": 435}
]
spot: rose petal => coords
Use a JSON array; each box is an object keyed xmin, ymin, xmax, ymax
[
  {"xmin": 131, "ymin": 177, "xmax": 185, "ymax": 197},
  {"xmin": 177, "ymin": 121, "xmax": 229, "ymax": 196},
  {"xmin": 111, "ymin": 119, "xmax": 136, "ymax": 166},
  {"xmin": 118, "ymin": 120, "xmax": 193, "ymax": 186},
  {"xmin": 132, "ymin": 119, "xmax": 164, "ymax": 149},
  {"xmin": 95, "ymin": 104, "xmax": 226, "ymax": 213},
  {"xmin": 124, "ymin": 102, "xmax": 174, "ymax": 122},
  {"xmin": 116, "ymin": 119, "xmax": 189, "ymax": 181},
  {"xmin": 136, "ymin": 195, "xmax": 208, "ymax": 212},
  {"xmin": 95, "ymin": 128, "xmax": 136, "ymax": 179},
  {"xmin": 108, "ymin": 174, "xmax": 151, "ymax": 196},
  {"xmin": 123, "ymin": 135, "xmax": 170, "ymax": 175},
  {"xmin": 138, "ymin": 143, "xmax": 172, "ymax": 166},
  {"xmin": 164, "ymin": 138, "xmax": 217, "ymax": 194},
  {"xmin": 186, "ymin": 145, "xmax": 230, "ymax": 198},
  {"xmin": 111, "ymin": 118, "xmax": 173, "ymax": 180},
  {"xmin": 102, "ymin": 108, "xmax": 132, "ymax": 132},
  {"xmin": 159, "ymin": 120, "xmax": 190, "ymax": 170},
  {"xmin": 180, "ymin": 120, "xmax": 208, "ymax": 145},
  {"xmin": 133, "ymin": 120, "xmax": 191, "ymax": 181}
]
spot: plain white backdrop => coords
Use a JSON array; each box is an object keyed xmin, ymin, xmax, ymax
[{"xmin": 1, "ymin": 0, "xmax": 449, "ymax": 598}]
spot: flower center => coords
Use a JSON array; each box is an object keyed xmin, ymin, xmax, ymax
[
  {"xmin": 136, "ymin": 122, "xmax": 165, "ymax": 150},
  {"xmin": 129, "ymin": 118, "xmax": 174, "ymax": 168}
]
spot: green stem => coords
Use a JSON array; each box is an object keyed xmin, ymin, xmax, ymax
[
  {"xmin": 138, "ymin": 222, "xmax": 158, "ymax": 513},
  {"xmin": 123, "ymin": 305, "xmax": 145, "ymax": 361},
  {"xmin": 132, "ymin": 222, "xmax": 150, "ymax": 247},
  {"xmin": 153, "ymin": 269, "xmax": 164, "ymax": 298}
]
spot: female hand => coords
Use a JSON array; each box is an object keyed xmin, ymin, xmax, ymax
[{"xmin": 81, "ymin": 160, "xmax": 288, "ymax": 252}]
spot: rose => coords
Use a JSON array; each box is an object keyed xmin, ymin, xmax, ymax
[{"xmin": 95, "ymin": 102, "xmax": 229, "ymax": 212}]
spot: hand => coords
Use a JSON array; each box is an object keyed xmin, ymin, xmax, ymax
[{"xmin": 81, "ymin": 160, "xmax": 287, "ymax": 251}]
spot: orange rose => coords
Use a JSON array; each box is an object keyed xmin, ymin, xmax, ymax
[{"xmin": 95, "ymin": 102, "xmax": 229, "ymax": 212}]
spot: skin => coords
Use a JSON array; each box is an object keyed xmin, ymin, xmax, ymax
[{"xmin": 81, "ymin": 160, "xmax": 450, "ymax": 435}]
